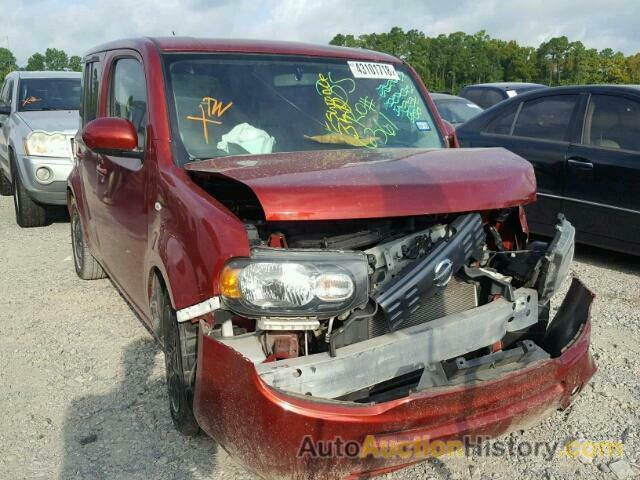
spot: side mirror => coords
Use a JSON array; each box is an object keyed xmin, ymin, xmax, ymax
[
  {"xmin": 82, "ymin": 117, "xmax": 141, "ymax": 157},
  {"xmin": 441, "ymin": 120, "xmax": 459, "ymax": 148},
  {"xmin": 0, "ymin": 104, "xmax": 11, "ymax": 116}
]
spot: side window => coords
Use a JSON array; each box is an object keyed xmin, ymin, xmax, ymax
[
  {"xmin": 109, "ymin": 58, "xmax": 148, "ymax": 150},
  {"xmin": 81, "ymin": 61, "xmax": 101, "ymax": 126},
  {"xmin": 484, "ymin": 104, "xmax": 518, "ymax": 135},
  {"xmin": 512, "ymin": 95, "xmax": 579, "ymax": 142},
  {"xmin": 583, "ymin": 94, "xmax": 640, "ymax": 152},
  {"xmin": 0, "ymin": 79, "xmax": 13, "ymax": 108}
]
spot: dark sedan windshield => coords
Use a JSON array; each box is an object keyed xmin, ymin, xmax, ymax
[
  {"xmin": 18, "ymin": 78, "xmax": 81, "ymax": 112},
  {"xmin": 163, "ymin": 54, "xmax": 444, "ymax": 162}
]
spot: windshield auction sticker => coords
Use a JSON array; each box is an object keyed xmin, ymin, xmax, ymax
[{"xmin": 348, "ymin": 61, "xmax": 399, "ymax": 80}]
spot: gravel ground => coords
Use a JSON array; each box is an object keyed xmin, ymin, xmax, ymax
[{"xmin": 0, "ymin": 195, "xmax": 638, "ymax": 480}]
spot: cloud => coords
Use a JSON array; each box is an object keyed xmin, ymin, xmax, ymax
[{"xmin": 1, "ymin": 0, "xmax": 638, "ymax": 66}]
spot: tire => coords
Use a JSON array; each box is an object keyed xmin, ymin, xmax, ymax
[
  {"xmin": 159, "ymin": 285, "xmax": 200, "ymax": 436},
  {"xmin": 0, "ymin": 168, "xmax": 11, "ymax": 196},
  {"xmin": 70, "ymin": 199, "xmax": 107, "ymax": 280},
  {"xmin": 11, "ymin": 155, "xmax": 47, "ymax": 227}
]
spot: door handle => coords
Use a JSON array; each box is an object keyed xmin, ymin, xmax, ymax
[
  {"xmin": 96, "ymin": 163, "xmax": 108, "ymax": 176},
  {"xmin": 567, "ymin": 157, "xmax": 594, "ymax": 170}
]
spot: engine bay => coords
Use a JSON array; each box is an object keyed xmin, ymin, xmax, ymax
[{"xmin": 205, "ymin": 206, "xmax": 576, "ymax": 403}]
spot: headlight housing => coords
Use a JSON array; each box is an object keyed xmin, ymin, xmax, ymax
[
  {"xmin": 220, "ymin": 248, "xmax": 369, "ymax": 318},
  {"xmin": 24, "ymin": 131, "xmax": 70, "ymax": 158},
  {"xmin": 538, "ymin": 216, "xmax": 575, "ymax": 301}
]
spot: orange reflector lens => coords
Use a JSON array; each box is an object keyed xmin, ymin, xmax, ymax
[{"xmin": 220, "ymin": 266, "xmax": 241, "ymax": 299}]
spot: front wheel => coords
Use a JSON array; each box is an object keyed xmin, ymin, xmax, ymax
[
  {"xmin": 159, "ymin": 286, "xmax": 200, "ymax": 436},
  {"xmin": 70, "ymin": 199, "xmax": 106, "ymax": 280},
  {"xmin": 12, "ymin": 157, "xmax": 47, "ymax": 227}
]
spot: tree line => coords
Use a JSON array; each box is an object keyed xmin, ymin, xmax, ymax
[
  {"xmin": 330, "ymin": 28, "xmax": 640, "ymax": 94},
  {"xmin": 0, "ymin": 48, "xmax": 82, "ymax": 82}
]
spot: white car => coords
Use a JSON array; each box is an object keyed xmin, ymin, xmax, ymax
[{"xmin": 0, "ymin": 70, "xmax": 80, "ymax": 227}]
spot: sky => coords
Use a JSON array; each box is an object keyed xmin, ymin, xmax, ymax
[{"xmin": 1, "ymin": 0, "xmax": 639, "ymax": 65}]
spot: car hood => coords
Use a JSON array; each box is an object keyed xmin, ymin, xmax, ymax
[
  {"xmin": 185, "ymin": 147, "xmax": 536, "ymax": 221},
  {"xmin": 16, "ymin": 110, "xmax": 79, "ymax": 133}
]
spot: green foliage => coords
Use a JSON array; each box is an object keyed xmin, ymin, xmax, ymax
[
  {"xmin": 0, "ymin": 48, "xmax": 18, "ymax": 82},
  {"xmin": 68, "ymin": 55, "xmax": 82, "ymax": 72},
  {"xmin": 44, "ymin": 48, "xmax": 69, "ymax": 71},
  {"xmin": 26, "ymin": 53, "xmax": 46, "ymax": 71},
  {"xmin": 1, "ymin": 48, "xmax": 84, "ymax": 78},
  {"xmin": 330, "ymin": 28, "xmax": 640, "ymax": 93}
]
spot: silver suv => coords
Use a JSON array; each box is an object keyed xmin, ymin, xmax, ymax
[{"xmin": 0, "ymin": 71, "xmax": 80, "ymax": 227}]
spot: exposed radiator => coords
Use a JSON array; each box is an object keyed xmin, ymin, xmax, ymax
[{"xmin": 369, "ymin": 278, "xmax": 478, "ymax": 338}]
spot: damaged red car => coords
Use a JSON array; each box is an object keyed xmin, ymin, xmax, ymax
[{"xmin": 68, "ymin": 37, "xmax": 596, "ymax": 479}]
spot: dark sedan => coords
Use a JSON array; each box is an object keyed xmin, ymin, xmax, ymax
[{"xmin": 457, "ymin": 85, "xmax": 640, "ymax": 255}]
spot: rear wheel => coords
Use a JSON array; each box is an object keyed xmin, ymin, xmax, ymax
[
  {"xmin": 11, "ymin": 155, "xmax": 47, "ymax": 227},
  {"xmin": 159, "ymin": 284, "xmax": 200, "ymax": 436},
  {"xmin": 70, "ymin": 199, "xmax": 106, "ymax": 280},
  {"xmin": 0, "ymin": 168, "xmax": 12, "ymax": 196}
]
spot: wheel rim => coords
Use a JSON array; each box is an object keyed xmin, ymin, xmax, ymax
[{"xmin": 72, "ymin": 212, "xmax": 84, "ymax": 271}]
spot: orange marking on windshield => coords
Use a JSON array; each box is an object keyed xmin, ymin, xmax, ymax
[
  {"xmin": 186, "ymin": 104, "xmax": 222, "ymax": 144},
  {"xmin": 203, "ymin": 97, "xmax": 233, "ymax": 117},
  {"xmin": 22, "ymin": 96, "xmax": 41, "ymax": 107},
  {"xmin": 185, "ymin": 97, "xmax": 232, "ymax": 144}
]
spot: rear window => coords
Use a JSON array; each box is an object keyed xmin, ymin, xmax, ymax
[
  {"xmin": 434, "ymin": 99, "xmax": 483, "ymax": 125},
  {"xmin": 512, "ymin": 95, "xmax": 578, "ymax": 142},
  {"xmin": 18, "ymin": 78, "xmax": 81, "ymax": 112},
  {"xmin": 461, "ymin": 88, "xmax": 505, "ymax": 109}
]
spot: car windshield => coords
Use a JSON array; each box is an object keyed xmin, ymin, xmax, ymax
[
  {"xmin": 18, "ymin": 78, "xmax": 80, "ymax": 112},
  {"xmin": 163, "ymin": 54, "xmax": 444, "ymax": 163},
  {"xmin": 434, "ymin": 99, "xmax": 483, "ymax": 125}
]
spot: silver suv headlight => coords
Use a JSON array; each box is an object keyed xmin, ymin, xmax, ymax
[
  {"xmin": 24, "ymin": 131, "xmax": 70, "ymax": 158},
  {"xmin": 219, "ymin": 248, "xmax": 369, "ymax": 318}
]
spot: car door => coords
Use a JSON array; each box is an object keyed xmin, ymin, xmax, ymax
[
  {"xmin": 564, "ymin": 92, "xmax": 640, "ymax": 253},
  {"xmin": 466, "ymin": 93, "xmax": 581, "ymax": 235},
  {"xmin": 0, "ymin": 78, "xmax": 14, "ymax": 170},
  {"xmin": 93, "ymin": 53, "xmax": 151, "ymax": 311},
  {"xmin": 76, "ymin": 58, "xmax": 104, "ymax": 249}
]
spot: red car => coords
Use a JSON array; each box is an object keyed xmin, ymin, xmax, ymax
[{"xmin": 68, "ymin": 37, "xmax": 596, "ymax": 479}]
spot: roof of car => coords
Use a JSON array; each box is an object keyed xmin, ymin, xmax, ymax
[
  {"xmin": 430, "ymin": 93, "xmax": 469, "ymax": 101},
  {"xmin": 85, "ymin": 37, "xmax": 402, "ymax": 63},
  {"xmin": 8, "ymin": 71, "xmax": 81, "ymax": 79},
  {"xmin": 463, "ymin": 82, "xmax": 545, "ymax": 90},
  {"xmin": 513, "ymin": 84, "xmax": 640, "ymax": 97}
]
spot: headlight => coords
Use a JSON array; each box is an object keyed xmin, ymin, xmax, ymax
[
  {"xmin": 219, "ymin": 248, "xmax": 369, "ymax": 318},
  {"xmin": 538, "ymin": 216, "xmax": 575, "ymax": 300},
  {"xmin": 24, "ymin": 131, "xmax": 70, "ymax": 158}
]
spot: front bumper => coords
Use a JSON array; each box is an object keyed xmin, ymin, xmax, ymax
[
  {"xmin": 193, "ymin": 279, "xmax": 596, "ymax": 480},
  {"xmin": 15, "ymin": 154, "xmax": 73, "ymax": 205}
]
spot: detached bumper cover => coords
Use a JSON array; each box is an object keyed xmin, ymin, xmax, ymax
[{"xmin": 193, "ymin": 279, "xmax": 596, "ymax": 480}]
